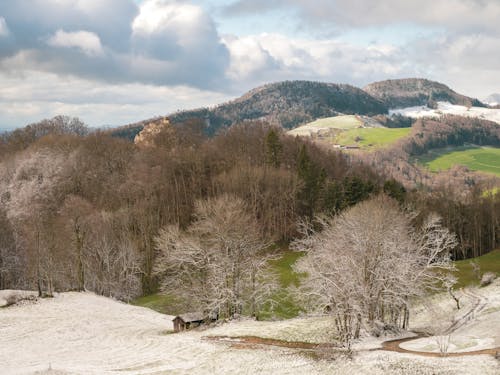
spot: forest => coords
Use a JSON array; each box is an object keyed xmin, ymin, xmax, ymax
[{"xmin": 0, "ymin": 115, "xmax": 498, "ymax": 326}]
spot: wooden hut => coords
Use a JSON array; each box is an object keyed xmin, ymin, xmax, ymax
[{"xmin": 172, "ymin": 312, "xmax": 205, "ymax": 332}]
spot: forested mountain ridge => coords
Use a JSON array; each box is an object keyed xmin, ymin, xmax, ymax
[
  {"xmin": 363, "ymin": 78, "xmax": 486, "ymax": 109},
  {"xmin": 169, "ymin": 81, "xmax": 388, "ymax": 131}
]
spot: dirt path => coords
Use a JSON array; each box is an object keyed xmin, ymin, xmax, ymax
[{"xmin": 203, "ymin": 335, "xmax": 338, "ymax": 350}]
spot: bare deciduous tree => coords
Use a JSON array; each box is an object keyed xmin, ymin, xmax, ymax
[
  {"xmin": 292, "ymin": 195, "xmax": 457, "ymax": 347},
  {"xmin": 154, "ymin": 195, "xmax": 276, "ymax": 319},
  {"xmin": 85, "ymin": 210, "xmax": 142, "ymax": 301}
]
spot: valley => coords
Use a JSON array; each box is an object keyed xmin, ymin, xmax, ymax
[{"xmin": 1, "ymin": 79, "xmax": 499, "ymax": 375}]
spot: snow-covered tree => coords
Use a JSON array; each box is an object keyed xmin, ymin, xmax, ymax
[
  {"xmin": 292, "ymin": 195, "xmax": 457, "ymax": 347},
  {"xmin": 154, "ymin": 195, "xmax": 277, "ymax": 319}
]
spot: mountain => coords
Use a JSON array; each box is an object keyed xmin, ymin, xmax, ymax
[
  {"xmin": 363, "ymin": 78, "xmax": 485, "ymax": 109},
  {"xmin": 485, "ymin": 93, "xmax": 500, "ymax": 106},
  {"xmin": 168, "ymin": 81, "xmax": 388, "ymax": 132}
]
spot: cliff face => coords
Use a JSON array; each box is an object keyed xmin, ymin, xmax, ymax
[{"xmin": 134, "ymin": 117, "xmax": 174, "ymax": 148}]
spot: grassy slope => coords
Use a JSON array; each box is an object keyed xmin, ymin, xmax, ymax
[
  {"xmin": 419, "ymin": 146, "xmax": 500, "ymax": 176},
  {"xmin": 259, "ymin": 250, "xmax": 305, "ymax": 320},
  {"xmin": 454, "ymin": 249, "xmax": 500, "ymax": 288},
  {"xmin": 334, "ymin": 127, "xmax": 411, "ymax": 149},
  {"xmin": 131, "ymin": 294, "xmax": 181, "ymax": 315}
]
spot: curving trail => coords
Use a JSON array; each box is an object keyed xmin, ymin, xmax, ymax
[
  {"xmin": 444, "ymin": 288, "xmax": 489, "ymax": 334},
  {"xmin": 381, "ymin": 287, "xmax": 498, "ymax": 357}
]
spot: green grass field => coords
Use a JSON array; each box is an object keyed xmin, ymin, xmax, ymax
[
  {"xmin": 454, "ymin": 250, "xmax": 500, "ymax": 288},
  {"xmin": 420, "ymin": 146, "xmax": 500, "ymax": 176},
  {"xmin": 259, "ymin": 250, "xmax": 305, "ymax": 320},
  {"xmin": 333, "ymin": 127, "xmax": 411, "ymax": 149}
]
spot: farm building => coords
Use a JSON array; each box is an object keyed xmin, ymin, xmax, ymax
[{"xmin": 172, "ymin": 313, "xmax": 205, "ymax": 332}]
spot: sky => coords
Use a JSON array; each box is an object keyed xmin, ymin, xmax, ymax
[{"xmin": 1, "ymin": 0, "xmax": 500, "ymax": 130}]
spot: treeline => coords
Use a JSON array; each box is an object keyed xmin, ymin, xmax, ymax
[
  {"xmin": 0, "ymin": 117, "xmax": 384, "ymax": 300},
  {"xmin": 411, "ymin": 187, "xmax": 499, "ymax": 260},
  {"xmin": 402, "ymin": 115, "xmax": 500, "ymax": 155}
]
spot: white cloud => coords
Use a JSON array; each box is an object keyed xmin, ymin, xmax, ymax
[
  {"xmin": 133, "ymin": 0, "xmax": 208, "ymax": 39},
  {"xmin": 223, "ymin": 35, "xmax": 278, "ymax": 79},
  {"xmin": 0, "ymin": 17, "xmax": 9, "ymax": 37},
  {"xmin": 223, "ymin": 33, "xmax": 411, "ymax": 87},
  {"xmin": 224, "ymin": 0, "xmax": 500, "ymax": 33},
  {"xmin": 47, "ymin": 29, "xmax": 104, "ymax": 56},
  {"xmin": 132, "ymin": 0, "xmax": 225, "ymax": 55},
  {"xmin": 0, "ymin": 0, "xmax": 229, "ymax": 88},
  {"xmin": 0, "ymin": 70, "xmax": 231, "ymax": 129}
]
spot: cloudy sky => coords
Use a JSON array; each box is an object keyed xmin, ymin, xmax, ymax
[{"xmin": 1, "ymin": 0, "xmax": 499, "ymax": 130}]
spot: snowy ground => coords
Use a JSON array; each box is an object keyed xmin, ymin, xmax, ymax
[
  {"xmin": 389, "ymin": 101, "xmax": 500, "ymax": 124},
  {"xmin": 401, "ymin": 281, "xmax": 500, "ymax": 354},
  {"xmin": 1, "ymin": 288, "xmax": 499, "ymax": 375},
  {"xmin": 0, "ymin": 290, "xmax": 38, "ymax": 307}
]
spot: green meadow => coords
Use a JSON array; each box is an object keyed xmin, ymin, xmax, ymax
[
  {"xmin": 334, "ymin": 127, "xmax": 411, "ymax": 149},
  {"xmin": 454, "ymin": 250, "xmax": 500, "ymax": 288},
  {"xmin": 420, "ymin": 146, "xmax": 500, "ymax": 176}
]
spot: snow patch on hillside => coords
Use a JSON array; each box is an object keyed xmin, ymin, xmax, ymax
[
  {"xmin": 389, "ymin": 101, "xmax": 500, "ymax": 124},
  {"xmin": 0, "ymin": 292, "xmax": 337, "ymax": 375}
]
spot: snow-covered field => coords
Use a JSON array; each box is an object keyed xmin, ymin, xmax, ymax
[
  {"xmin": 287, "ymin": 115, "xmax": 382, "ymax": 137},
  {"xmin": 402, "ymin": 281, "xmax": 500, "ymax": 354},
  {"xmin": 389, "ymin": 101, "xmax": 500, "ymax": 124},
  {"xmin": 1, "ymin": 287, "xmax": 499, "ymax": 375}
]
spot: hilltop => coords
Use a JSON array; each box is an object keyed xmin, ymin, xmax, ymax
[
  {"xmin": 168, "ymin": 81, "xmax": 388, "ymax": 131},
  {"xmin": 364, "ymin": 78, "xmax": 485, "ymax": 109}
]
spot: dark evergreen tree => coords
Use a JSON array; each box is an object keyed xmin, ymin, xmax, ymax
[
  {"xmin": 383, "ymin": 179, "xmax": 407, "ymax": 204},
  {"xmin": 296, "ymin": 145, "xmax": 326, "ymax": 219},
  {"xmin": 265, "ymin": 128, "xmax": 283, "ymax": 168}
]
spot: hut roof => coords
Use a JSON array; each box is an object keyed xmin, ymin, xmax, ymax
[{"xmin": 173, "ymin": 312, "xmax": 204, "ymax": 323}]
